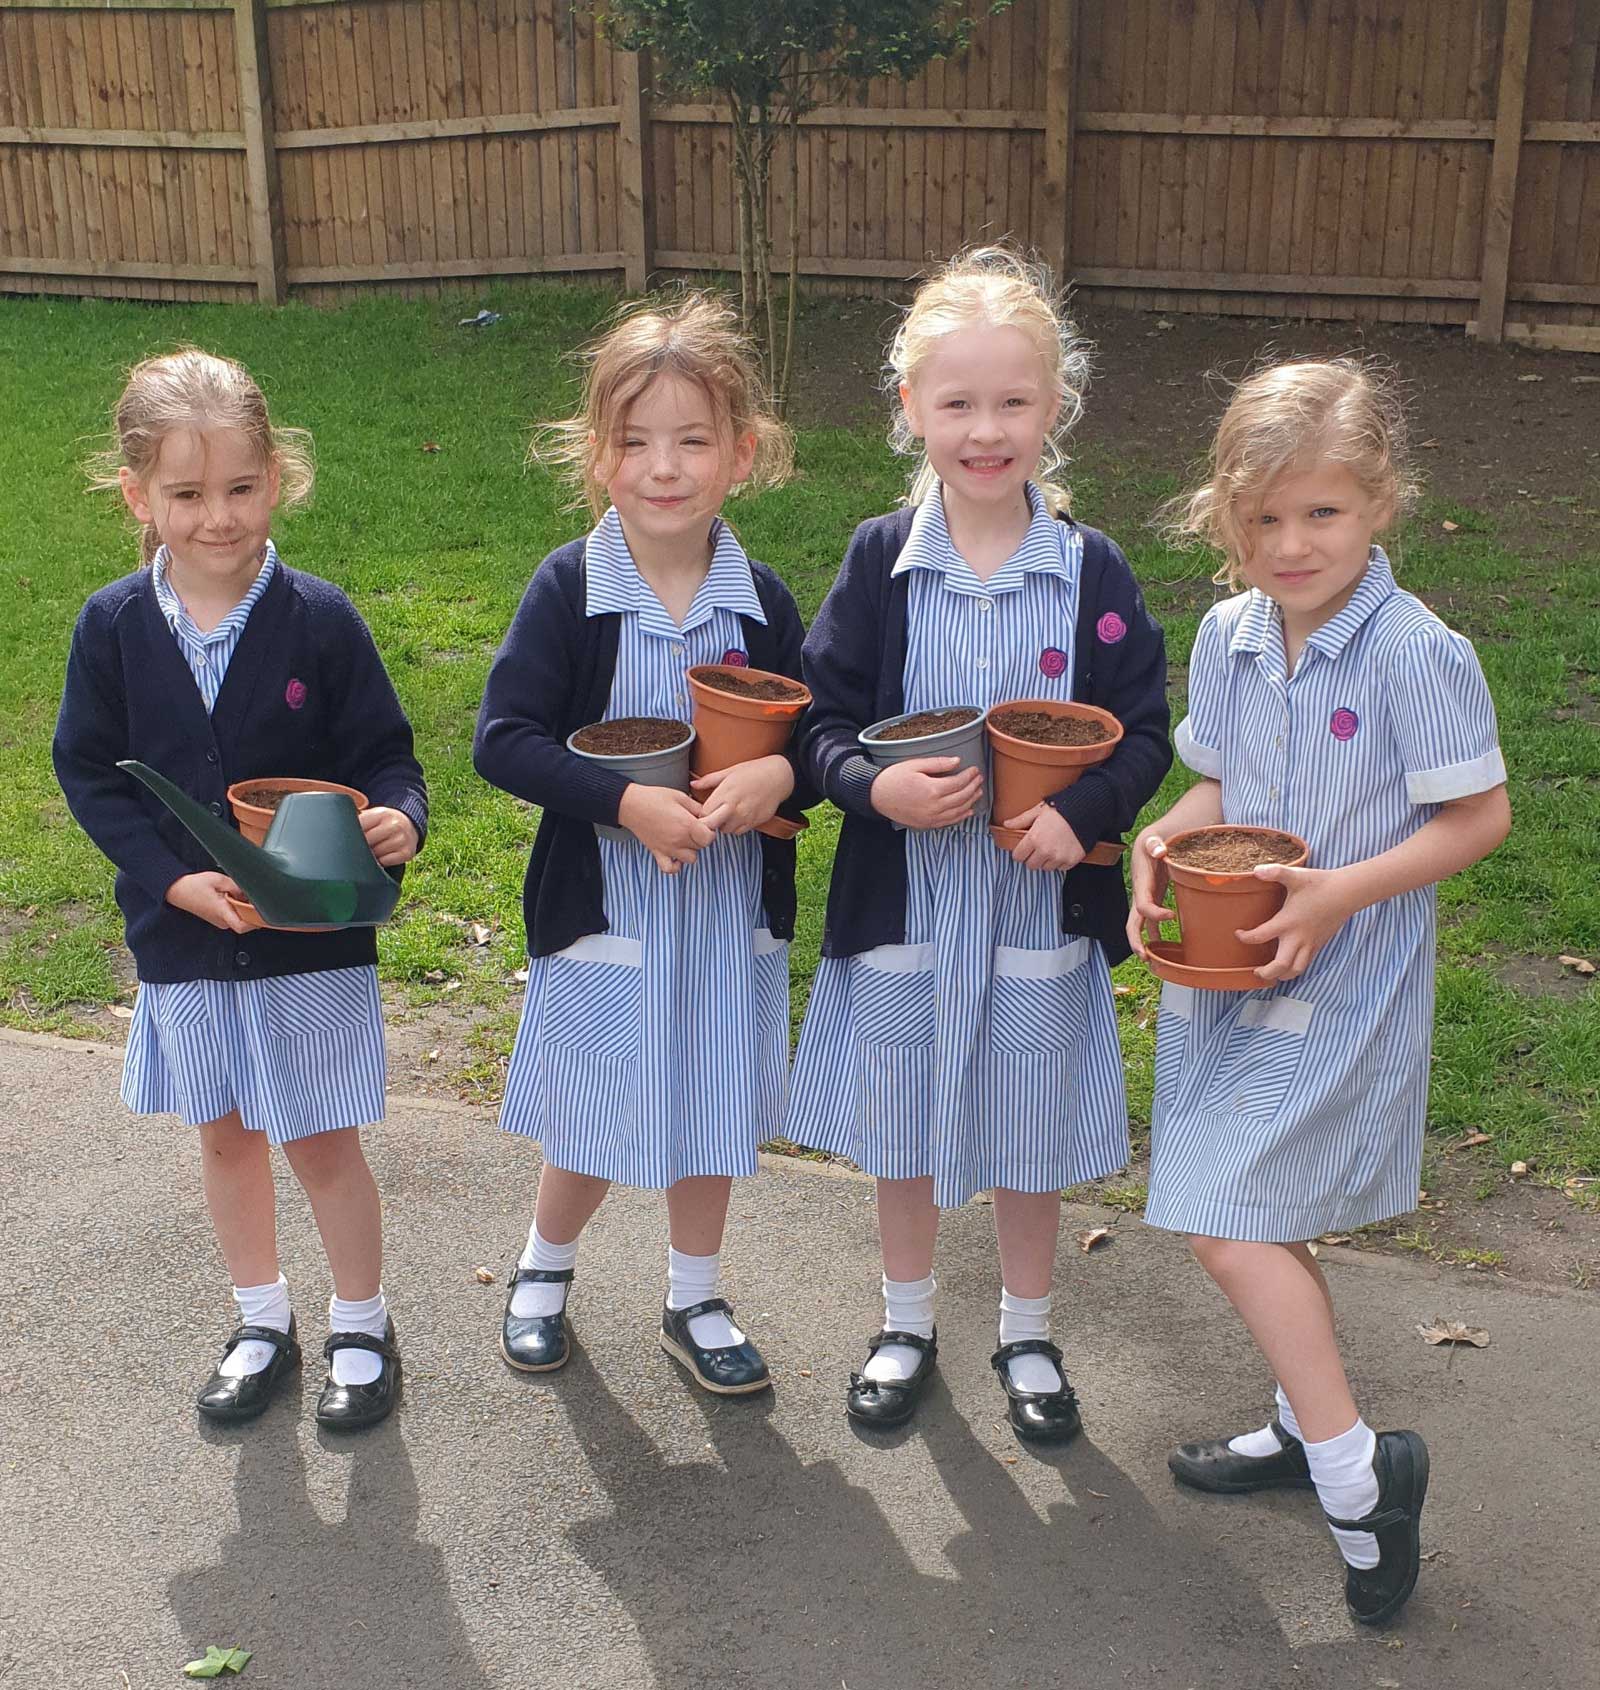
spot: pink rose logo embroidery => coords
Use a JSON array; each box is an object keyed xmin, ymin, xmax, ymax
[
  {"xmin": 1039, "ymin": 646, "xmax": 1068, "ymax": 679},
  {"xmin": 720, "ymin": 649, "xmax": 750, "ymax": 667},
  {"xmin": 1096, "ymin": 611, "xmax": 1128, "ymax": 645},
  {"xmin": 1330, "ymin": 708, "xmax": 1359, "ymax": 741},
  {"xmin": 285, "ymin": 678, "xmax": 307, "ymax": 711}
]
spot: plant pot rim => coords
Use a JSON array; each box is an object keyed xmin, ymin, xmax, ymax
[
  {"xmin": 985, "ymin": 698, "xmax": 1123, "ymax": 764},
  {"xmin": 566, "ymin": 719, "xmax": 696, "ymax": 762},
  {"xmin": 227, "ymin": 776, "xmax": 369, "ymax": 818},
  {"xmin": 859, "ymin": 704, "xmax": 987, "ymax": 746},
  {"xmin": 687, "ymin": 663, "xmax": 812, "ymax": 716},
  {"xmin": 1163, "ymin": 823, "xmax": 1310, "ymax": 888}
]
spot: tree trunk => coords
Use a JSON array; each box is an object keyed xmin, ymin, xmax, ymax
[{"xmin": 730, "ymin": 103, "xmax": 757, "ymax": 336}]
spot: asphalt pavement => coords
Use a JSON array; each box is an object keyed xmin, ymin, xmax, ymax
[{"xmin": 2, "ymin": 1027, "xmax": 1596, "ymax": 1690}]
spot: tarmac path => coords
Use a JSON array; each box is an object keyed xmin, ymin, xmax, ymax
[{"xmin": 2, "ymin": 1028, "xmax": 1595, "ymax": 1689}]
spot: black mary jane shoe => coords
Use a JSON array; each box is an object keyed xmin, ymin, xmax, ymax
[
  {"xmin": 990, "ymin": 1339, "xmax": 1082, "ymax": 1445},
  {"xmin": 658, "ymin": 1298, "xmax": 771, "ymax": 1395},
  {"xmin": 500, "ymin": 1266, "xmax": 574, "ymax": 1373},
  {"xmin": 196, "ymin": 1317, "xmax": 302, "ymax": 1424},
  {"xmin": 845, "ymin": 1328, "xmax": 938, "ymax": 1430},
  {"xmin": 314, "ymin": 1318, "xmax": 402, "ymax": 1431},
  {"xmin": 1326, "ymin": 1429, "xmax": 1430, "ymax": 1626},
  {"xmin": 1168, "ymin": 1418, "xmax": 1315, "ymax": 1494}
]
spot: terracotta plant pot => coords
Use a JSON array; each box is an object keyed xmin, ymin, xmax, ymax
[
  {"xmin": 1161, "ymin": 824, "xmax": 1310, "ymax": 971},
  {"xmin": 986, "ymin": 699, "xmax": 1122, "ymax": 831},
  {"xmin": 859, "ymin": 706, "xmax": 987, "ymax": 825},
  {"xmin": 227, "ymin": 777, "xmax": 368, "ymax": 847},
  {"xmin": 567, "ymin": 717, "xmax": 695, "ymax": 844},
  {"xmin": 685, "ymin": 664, "xmax": 812, "ymax": 841}
]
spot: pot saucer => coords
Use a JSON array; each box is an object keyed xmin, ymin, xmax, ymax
[
  {"xmin": 225, "ymin": 893, "xmax": 327, "ymax": 935},
  {"xmin": 1143, "ymin": 939, "xmax": 1265, "ymax": 993},
  {"xmin": 988, "ymin": 825, "xmax": 1124, "ymax": 866},
  {"xmin": 756, "ymin": 814, "xmax": 809, "ymax": 841}
]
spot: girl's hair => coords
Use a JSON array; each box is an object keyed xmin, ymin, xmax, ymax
[
  {"xmin": 86, "ymin": 346, "xmax": 314, "ymax": 565},
  {"xmin": 1170, "ymin": 356, "xmax": 1417, "ymax": 588},
  {"xmin": 537, "ymin": 290, "xmax": 793, "ymax": 517},
  {"xmin": 887, "ymin": 244, "xmax": 1091, "ymax": 515}
]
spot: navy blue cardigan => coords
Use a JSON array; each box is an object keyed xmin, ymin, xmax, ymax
[
  {"xmin": 472, "ymin": 539, "xmax": 812, "ymax": 959},
  {"xmin": 802, "ymin": 508, "xmax": 1172, "ymax": 963},
  {"xmin": 53, "ymin": 564, "xmax": 428, "ymax": 984}
]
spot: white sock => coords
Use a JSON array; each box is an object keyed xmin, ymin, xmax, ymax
[
  {"xmin": 511, "ymin": 1224, "xmax": 578, "ymax": 1318},
  {"xmin": 666, "ymin": 1247, "xmax": 743, "ymax": 1348},
  {"xmin": 1226, "ymin": 1382, "xmax": 1303, "ymax": 1457},
  {"xmin": 218, "ymin": 1275, "xmax": 291, "ymax": 1379},
  {"xmin": 998, "ymin": 1288, "xmax": 1063, "ymax": 1393},
  {"xmin": 328, "ymin": 1289, "xmax": 389, "ymax": 1388},
  {"xmin": 862, "ymin": 1272, "xmax": 936, "ymax": 1384},
  {"xmin": 1304, "ymin": 1417, "xmax": 1381, "ymax": 1569}
]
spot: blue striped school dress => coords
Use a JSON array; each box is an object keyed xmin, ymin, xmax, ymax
[
  {"xmin": 121, "ymin": 543, "xmax": 387, "ymax": 1144},
  {"xmin": 787, "ymin": 487, "xmax": 1130, "ymax": 1209},
  {"xmin": 1145, "ymin": 550, "xmax": 1506, "ymax": 1242},
  {"xmin": 498, "ymin": 509, "xmax": 790, "ymax": 1187}
]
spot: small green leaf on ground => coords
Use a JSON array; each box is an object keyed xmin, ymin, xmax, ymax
[
  {"xmin": 182, "ymin": 1645, "xmax": 252, "ymax": 1678},
  {"xmin": 1417, "ymin": 1318, "xmax": 1490, "ymax": 1348}
]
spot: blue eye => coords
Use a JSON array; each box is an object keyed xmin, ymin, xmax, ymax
[{"xmin": 1311, "ymin": 506, "xmax": 1337, "ymax": 518}]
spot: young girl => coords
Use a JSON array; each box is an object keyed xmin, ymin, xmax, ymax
[
  {"xmin": 53, "ymin": 348, "xmax": 427, "ymax": 1431},
  {"xmin": 787, "ymin": 248, "xmax": 1171, "ymax": 1440},
  {"xmin": 474, "ymin": 292, "xmax": 808, "ymax": 1394},
  {"xmin": 1129, "ymin": 359, "xmax": 1510, "ymax": 1624}
]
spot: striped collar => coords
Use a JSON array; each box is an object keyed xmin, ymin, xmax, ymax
[
  {"xmin": 583, "ymin": 505, "xmax": 766, "ymax": 635},
  {"xmin": 890, "ymin": 483, "xmax": 1076, "ymax": 597},
  {"xmin": 1230, "ymin": 547, "xmax": 1397, "ymax": 661},
  {"xmin": 151, "ymin": 541, "xmax": 278, "ymax": 649}
]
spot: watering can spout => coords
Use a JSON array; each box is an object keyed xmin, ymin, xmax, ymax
[{"xmin": 118, "ymin": 760, "xmax": 400, "ymax": 930}]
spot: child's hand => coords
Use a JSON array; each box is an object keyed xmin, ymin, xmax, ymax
[
  {"xmin": 360, "ymin": 806, "xmax": 420, "ymax": 867},
  {"xmin": 617, "ymin": 784, "xmax": 716, "ymax": 874},
  {"xmin": 1001, "ymin": 802, "xmax": 1086, "ymax": 872},
  {"xmin": 166, "ymin": 871, "xmax": 249, "ymax": 933},
  {"xmin": 692, "ymin": 755, "xmax": 795, "ymax": 836},
  {"xmin": 1125, "ymin": 831, "xmax": 1173, "ymax": 957},
  {"xmin": 870, "ymin": 756, "xmax": 984, "ymax": 829},
  {"xmin": 1239, "ymin": 863, "xmax": 1356, "ymax": 983}
]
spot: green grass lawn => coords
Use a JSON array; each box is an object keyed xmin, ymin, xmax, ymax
[{"xmin": 2, "ymin": 284, "xmax": 1596, "ymax": 1177}]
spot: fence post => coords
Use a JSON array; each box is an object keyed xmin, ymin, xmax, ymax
[
  {"xmin": 1475, "ymin": 0, "xmax": 1534, "ymax": 345},
  {"xmin": 1041, "ymin": 0, "xmax": 1079, "ymax": 283},
  {"xmin": 232, "ymin": 0, "xmax": 287, "ymax": 305},
  {"xmin": 616, "ymin": 49, "xmax": 654, "ymax": 291}
]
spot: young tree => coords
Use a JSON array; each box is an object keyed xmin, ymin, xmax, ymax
[{"xmin": 597, "ymin": 0, "xmax": 1011, "ymax": 412}]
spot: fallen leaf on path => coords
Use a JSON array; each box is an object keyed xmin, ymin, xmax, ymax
[
  {"xmin": 420, "ymin": 441, "xmax": 442, "ymax": 453},
  {"xmin": 473, "ymin": 1266, "xmax": 495, "ymax": 1284},
  {"xmin": 423, "ymin": 969, "xmax": 447, "ymax": 983},
  {"xmin": 108, "ymin": 1004, "xmax": 134, "ymax": 1020},
  {"xmin": 1571, "ymin": 375, "xmax": 1600, "ymax": 384},
  {"xmin": 1447, "ymin": 1131, "xmax": 1493, "ymax": 1151},
  {"xmin": 1078, "ymin": 1226, "xmax": 1112, "ymax": 1253},
  {"xmin": 1517, "ymin": 373, "xmax": 1544, "ymax": 382},
  {"xmin": 512, "ymin": 966, "xmax": 529, "ymax": 984},
  {"xmin": 1317, "ymin": 1232, "xmax": 1353, "ymax": 1246},
  {"xmin": 1417, "ymin": 1318, "xmax": 1489, "ymax": 1348},
  {"xmin": 1557, "ymin": 954, "xmax": 1596, "ymax": 975},
  {"xmin": 1511, "ymin": 1160, "xmax": 1530, "ymax": 1177},
  {"xmin": 1087, "ymin": 1488, "xmax": 1109, "ymax": 1499},
  {"xmin": 1418, "ymin": 437, "xmax": 1441, "ymax": 448},
  {"xmin": 183, "ymin": 1646, "xmax": 251, "ymax": 1678},
  {"xmin": 422, "ymin": 1048, "xmax": 440, "ymax": 1064},
  {"xmin": 468, "ymin": 921, "xmax": 492, "ymax": 946},
  {"xmin": 1155, "ymin": 317, "xmax": 1175, "ymax": 330},
  {"xmin": 1441, "ymin": 519, "xmax": 1459, "ymax": 531}
]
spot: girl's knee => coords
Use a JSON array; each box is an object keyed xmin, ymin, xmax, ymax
[
  {"xmin": 282, "ymin": 1125, "xmax": 367, "ymax": 1185},
  {"xmin": 1188, "ymin": 1234, "xmax": 1263, "ymax": 1277},
  {"xmin": 198, "ymin": 1110, "xmax": 258, "ymax": 1160}
]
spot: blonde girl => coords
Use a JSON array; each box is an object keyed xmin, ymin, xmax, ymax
[
  {"xmin": 1130, "ymin": 358, "xmax": 1510, "ymax": 1624},
  {"xmin": 54, "ymin": 348, "xmax": 426, "ymax": 1430},
  {"xmin": 787, "ymin": 248, "xmax": 1172, "ymax": 1440},
  {"xmin": 474, "ymin": 292, "xmax": 807, "ymax": 1394}
]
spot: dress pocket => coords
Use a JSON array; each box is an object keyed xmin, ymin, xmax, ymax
[
  {"xmin": 260, "ymin": 969, "xmax": 378, "ymax": 1041},
  {"xmin": 540, "ymin": 935, "xmax": 643, "ymax": 1063},
  {"xmin": 1202, "ymin": 996, "xmax": 1314, "ymax": 1122},
  {"xmin": 1152, "ymin": 983, "xmax": 1194, "ymax": 1109},
  {"xmin": 851, "ymin": 944, "xmax": 936, "ymax": 1048},
  {"xmin": 990, "ymin": 941, "xmax": 1091, "ymax": 1054}
]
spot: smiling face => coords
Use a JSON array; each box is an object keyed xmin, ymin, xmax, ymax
[
  {"xmin": 119, "ymin": 425, "xmax": 280, "ymax": 590},
  {"xmin": 599, "ymin": 373, "xmax": 756, "ymax": 560},
  {"xmin": 1237, "ymin": 459, "xmax": 1393, "ymax": 635},
  {"xmin": 900, "ymin": 322, "xmax": 1061, "ymax": 515}
]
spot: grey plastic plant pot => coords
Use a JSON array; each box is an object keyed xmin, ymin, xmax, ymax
[
  {"xmin": 859, "ymin": 706, "xmax": 988, "ymax": 827},
  {"xmin": 567, "ymin": 721, "xmax": 696, "ymax": 843}
]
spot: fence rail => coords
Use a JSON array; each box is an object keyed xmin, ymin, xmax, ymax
[{"xmin": 2, "ymin": 0, "xmax": 1598, "ymax": 347}]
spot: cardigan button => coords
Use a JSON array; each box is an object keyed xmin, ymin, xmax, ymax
[
  {"xmin": 206, "ymin": 749, "xmax": 219, "ymax": 764},
  {"xmin": 234, "ymin": 950, "xmax": 251, "ymax": 968},
  {"xmin": 1068, "ymin": 902, "xmax": 1085, "ymax": 919},
  {"xmin": 209, "ymin": 801, "xmax": 225, "ymax": 817}
]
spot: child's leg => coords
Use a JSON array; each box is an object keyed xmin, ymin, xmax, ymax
[
  {"xmin": 281, "ymin": 1126, "xmax": 386, "ymax": 1387},
  {"xmin": 664, "ymin": 1175, "xmax": 742, "ymax": 1346},
  {"xmin": 862, "ymin": 1176, "xmax": 939, "ymax": 1384},
  {"xmin": 509, "ymin": 1164, "xmax": 610, "ymax": 1317},
  {"xmin": 197, "ymin": 1109, "xmax": 291, "ymax": 1381},
  {"xmin": 1189, "ymin": 1236, "xmax": 1379, "ymax": 1567},
  {"xmin": 993, "ymin": 1187, "xmax": 1066, "ymax": 1392}
]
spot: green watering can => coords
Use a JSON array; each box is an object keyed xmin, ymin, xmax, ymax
[{"xmin": 118, "ymin": 760, "xmax": 402, "ymax": 931}]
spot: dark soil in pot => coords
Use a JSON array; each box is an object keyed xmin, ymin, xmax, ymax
[
  {"xmin": 871, "ymin": 707, "xmax": 983, "ymax": 740},
  {"xmin": 570, "ymin": 717, "xmax": 690, "ymax": 756},
  {"xmin": 697, "ymin": 670, "xmax": 808, "ymax": 702},
  {"xmin": 988, "ymin": 708, "xmax": 1115, "ymax": 747},
  {"xmin": 1166, "ymin": 827, "xmax": 1304, "ymax": 873}
]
